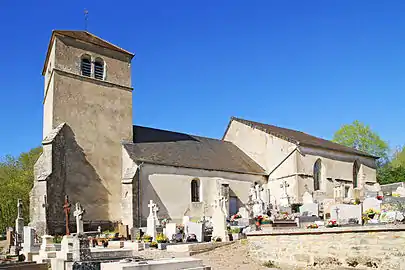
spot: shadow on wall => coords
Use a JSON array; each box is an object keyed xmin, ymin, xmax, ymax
[
  {"xmin": 133, "ymin": 125, "xmax": 199, "ymax": 144},
  {"xmin": 49, "ymin": 125, "xmax": 110, "ymax": 234},
  {"xmin": 139, "ymin": 180, "xmax": 169, "ymax": 227}
]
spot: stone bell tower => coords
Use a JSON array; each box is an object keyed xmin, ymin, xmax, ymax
[{"xmin": 30, "ymin": 30, "xmax": 134, "ymax": 234}]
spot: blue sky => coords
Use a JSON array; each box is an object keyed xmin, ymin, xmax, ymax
[{"xmin": 0, "ymin": 1, "xmax": 404, "ymax": 157}]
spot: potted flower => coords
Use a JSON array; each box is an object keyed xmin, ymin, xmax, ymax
[
  {"xmin": 230, "ymin": 227, "xmax": 242, "ymax": 240},
  {"xmin": 212, "ymin": 236, "xmax": 222, "ymax": 242},
  {"xmin": 230, "ymin": 213, "xmax": 242, "ymax": 222},
  {"xmin": 306, "ymin": 223, "xmax": 318, "ymax": 229},
  {"xmin": 326, "ymin": 219, "xmax": 338, "ymax": 228},
  {"xmin": 142, "ymin": 234, "xmax": 152, "ymax": 248},
  {"xmin": 150, "ymin": 241, "xmax": 158, "ymax": 248},
  {"xmin": 255, "ymin": 215, "xmax": 263, "ymax": 230},
  {"xmin": 156, "ymin": 233, "xmax": 169, "ymax": 250}
]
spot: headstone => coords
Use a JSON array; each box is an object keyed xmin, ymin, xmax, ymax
[
  {"xmin": 238, "ymin": 207, "xmax": 249, "ymax": 218},
  {"xmin": 252, "ymin": 201, "xmax": 264, "ymax": 217},
  {"xmin": 73, "ymin": 202, "xmax": 85, "ymax": 235},
  {"xmin": 182, "ymin": 216, "xmax": 190, "ymax": 225},
  {"xmin": 185, "ymin": 222, "xmax": 204, "ymax": 242},
  {"xmin": 211, "ymin": 197, "xmax": 229, "ymax": 242},
  {"xmin": 146, "ymin": 200, "xmax": 157, "ymax": 240},
  {"xmin": 299, "ymin": 203, "xmax": 319, "ymax": 217},
  {"xmin": 164, "ymin": 223, "xmax": 177, "ymax": 240},
  {"xmin": 118, "ymin": 223, "xmax": 129, "ymax": 239},
  {"xmin": 330, "ymin": 204, "xmax": 361, "ymax": 225},
  {"xmin": 393, "ymin": 186, "xmax": 405, "ymax": 197},
  {"xmin": 236, "ymin": 218, "xmax": 250, "ymax": 227},
  {"xmin": 39, "ymin": 234, "xmax": 57, "ymax": 260},
  {"xmin": 15, "ymin": 199, "xmax": 24, "ymax": 251},
  {"xmin": 363, "ymin": 197, "xmax": 381, "ymax": 211},
  {"xmin": 23, "ymin": 226, "xmax": 35, "ymax": 253},
  {"xmin": 302, "ymin": 192, "xmax": 313, "ymax": 204},
  {"xmin": 6, "ymin": 228, "xmax": 14, "ymax": 253}
]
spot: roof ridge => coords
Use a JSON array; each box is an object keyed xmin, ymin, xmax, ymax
[
  {"xmin": 229, "ymin": 117, "xmax": 377, "ymax": 158},
  {"xmin": 133, "ymin": 124, "xmax": 227, "ymax": 143}
]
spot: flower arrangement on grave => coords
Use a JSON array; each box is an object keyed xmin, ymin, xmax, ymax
[
  {"xmin": 230, "ymin": 213, "xmax": 242, "ymax": 221},
  {"xmin": 326, "ymin": 219, "xmax": 338, "ymax": 228},
  {"xmin": 156, "ymin": 233, "xmax": 168, "ymax": 243},
  {"xmin": 161, "ymin": 218, "xmax": 170, "ymax": 228},
  {"xmin": 176, "ymin": 224, "xmax": 185, "ymax": 234},
  {"xmin": 150, "ymin": 241, "xmax": 158, "ymax": 248},
  {"xmin": 363, "ymin": 208, "xmax": 380, "ymax": 219},
  {"xmin": 377, "ymin": 195, "xmax": 383, "ymax": 200},
  {"xmin": 212, "ymin": 236, "xmax": 222, "ymax": 242},
  {"xmin": 306, "ymin": 223, "xmax": 318, "ymax": 229},
  {"xmin": 142, "ymin": 234, "xmax": 152, "ymax": 243}
]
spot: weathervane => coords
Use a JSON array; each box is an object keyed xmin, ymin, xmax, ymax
[{"xmin": 84, "ymin": 9, "xmax": 89, "ymax": 31}]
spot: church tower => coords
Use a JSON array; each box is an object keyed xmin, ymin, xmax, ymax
[{"xmin": 30, "ymin": 30, "xmax": 134, "ymax": 233}]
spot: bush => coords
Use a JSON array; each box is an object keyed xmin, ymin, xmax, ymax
[{"xmin": 150, "ymin": 241, "xmax": 158, "ymax": 248}]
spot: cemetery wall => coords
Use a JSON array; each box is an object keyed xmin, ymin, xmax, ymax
[
  {"xmin": 138, "ymin": 163, "xmax": 266, "ymax": 225},
  {"xmin": 247, "ymin": 227, "xmax": 405, "ymax": 269}
]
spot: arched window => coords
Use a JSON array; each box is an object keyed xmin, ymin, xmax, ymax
[
  {"xmin": 353, "ymin": 160, "xmax": 360, "ymax": 188},
  {"xmin": 81, "ymin": 56, "xmax": 91, "ymax": 77},
  {"xmin": 191, "ymin": 179, "xmax": 200, "ymax": 202},
  {"xmin": 94, "ymin": 58, "xmax": 104, "ymax": 80},
  {"xmin": 313, "ymin": 159, "xmax": 322, "ymax": 191}
]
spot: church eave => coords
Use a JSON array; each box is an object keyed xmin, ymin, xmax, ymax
[{"xmin": 132, "ymin": 159, "xmax": 268, "ymax": 176}]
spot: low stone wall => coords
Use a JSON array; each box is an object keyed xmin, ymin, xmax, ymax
[{"xmin": 247, "ymin": 225, "xmax": 405, "ymax": 269}]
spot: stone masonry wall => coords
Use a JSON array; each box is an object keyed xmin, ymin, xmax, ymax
[{"xmin": 247, "ymin": 228, "xmax": 405, "ymax": 269}]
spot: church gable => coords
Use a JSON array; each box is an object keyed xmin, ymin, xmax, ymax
[{"xmin": 123, "ymin": 125, "xmax": 266, "ymax": 175}]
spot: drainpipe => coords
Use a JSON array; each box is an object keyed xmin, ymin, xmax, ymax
[{"xmin": 137, "ymin": 162, "xmax": 144, "ymax": 228}]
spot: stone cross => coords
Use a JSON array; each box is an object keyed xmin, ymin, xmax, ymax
[
  {"xmin": 73, "ymin": 202, "xmax": 85, "ymax": 235},
  {"xmin": 63, "ymin": 195, "xmax": 71, "ymax": 236},
  {"xmin": 148, "ymin": 200, "xmax": 156, "ymax": 218},
  {"xmin": 280, "ymin": 180, "xmax": 290, "ymax": 195},
  {"xmin": 42, "ymin": 195, "xmax": 49, "ymax": 235},
  {"xmin": 17, "ymin": 199, "xmax": 23, "ymax": 218}
]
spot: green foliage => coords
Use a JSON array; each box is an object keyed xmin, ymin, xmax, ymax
[
  {"xmin": 377, "ymin": 165, "xmax": 405, "ymax": 185},
  {"xmin": 333, "ymin": 120, "xmax": 389, "ymax": 166},
  {"xmin": 230, "ymin": 227, "xmax": 241, "ymax": 234},
  {"xmin": 391, "ymin": 145, "xmax": 405, "ymax": 168},
  {"xmin": 0, "ymin": 147, "xmax": 42, "ymax": 233}
]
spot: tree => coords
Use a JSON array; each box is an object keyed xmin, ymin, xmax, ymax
[
  {"xmin": 333, "ymin": 120, "xmax": 389, "ymax": 166},
  {"xmin": 0, "ymin": 147, "xmax": 42, "ymax": 233},
  {"xmin": 391, "ymin": 145, "xmax": 405, "ymax": 168},
  {"xmin": 377, "ymin": 164, "xmax": 405, "ymax": 185}
]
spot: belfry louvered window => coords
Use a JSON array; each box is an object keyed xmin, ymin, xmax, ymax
[
  {"xmin": 94, "ymin": 59, "xmax": 104, "ymax": 80},
  {"xmin": 81, "ymin": 57, "xmax": 91, "ymax": 77}
]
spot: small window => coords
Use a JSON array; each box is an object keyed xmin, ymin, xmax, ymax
[
  {"xmin": 94, "ymin": 59, "xmax": 104, "ymax": 80},
  {"xmin": 81, "ymin": 57, "xmax": 91, "ymax": 77},
  {"xmin": 313, "ymin": 159, "xmax": 322, "ymax": 191},
  {"xmin": 191, "ymin": 179, "xmax": 200, "ymax": 202}
]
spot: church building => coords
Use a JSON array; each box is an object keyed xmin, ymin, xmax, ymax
[{"xmin": 29, "ymin": 30, "xmax": 378, "ymax": 234}]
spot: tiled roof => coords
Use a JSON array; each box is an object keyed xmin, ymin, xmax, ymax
[
  {"xmin": 228, "ymin": 117, "xmax": 378, "ymax": 159},
  {"xmin": 123, "ymin": 125, "xmax": 266, "ymax": 175}
]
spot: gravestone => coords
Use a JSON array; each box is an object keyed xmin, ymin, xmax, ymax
[
  {"xmin": 363, "ymin": 197, "xmax": 381, "ymax": 211},
  {"xmin": 118, "ymin": 223, "xmax": 129, "ymax": 239},
  {"xmin": 23, "ymin": 226, "xmax": 35, "ymax": 253},
  {"xmin": 330, "ymin": 204, "xmax": 361, "ymax": 225},
  {"xmin": 238, "ymin": 207, "xmax": 249, "ymax": 218},
  {"xmin": 393, "ymin": 186, "xmax": 405, "ymax": 197},
  {"xmin": 73, "ymin": 202, "xmax": 85, "ymax": 235},
  {"xmin": 146, "ymin": 200, "xmax": 157, "ymax": 240},
  {"xmin": 185, "ymin": 222, "xmax": 204, "ymax": 242},
  {"xmin": 164, "ymin": 223, "xmax": 177, "ymax": 240},
  {"xmin": 299, "ymin": 203, "xmax": 319, "ymax": 217},
  {"xmin": 302, "ymin": 192, "xmax": 313, "ymax": 204},
  {"xmin": 211, "ymin": 197, "xmax": 229, "ymax": 242},
  {"xmin": 6, "ymin": 227, "xmax": 14, "ymax": 253}
]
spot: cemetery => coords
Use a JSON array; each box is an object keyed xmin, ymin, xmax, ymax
[{"xmin": 0, "ymin": 181, "xmax": 405, "ymax": 269}]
